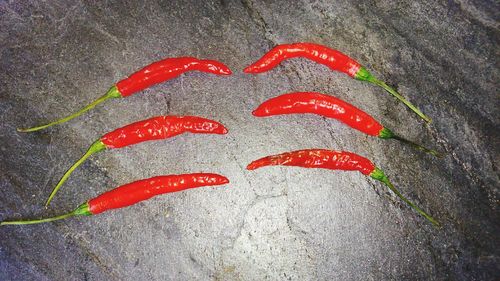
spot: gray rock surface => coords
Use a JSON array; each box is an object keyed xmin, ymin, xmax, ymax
[{"xmin": 1, "ymin": 0, "xmax": 498, "ymax": 280}]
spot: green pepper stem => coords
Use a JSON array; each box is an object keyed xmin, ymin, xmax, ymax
[
  {"xmin": 390, "ymin": 135, "xmax": 443, "ymax": 158},
  {"xmin": 1, "ymin": 203, "xmax": 91, "ymax": 226},
  {"xmin": 17, "ymin": 86, "xmax": 121, "ymax": 133},
  {"xmin": 371, "ymin": 168, "xmax": 440, "ymax": 227},
  {"xmin": 378, "ymin": 128, "xmax": 443, "ymax": 158},
  {"xmin": 355, "ymin": 67, "xmax": 431, "ymax": 123},
  {"xmin": 45, "ymin": 140, "xmax": 107, "ymax": 207}
]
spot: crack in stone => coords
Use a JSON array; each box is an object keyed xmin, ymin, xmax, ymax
[
  {"xmin": 42, "ymin": 223, "xmax": 121, "ymax": 281},
  {"xmin": 91, "ymin": 23, "xmax": 121, "ymax": 45},
  {"xmin": 455, "ymin": 0, "xmax": 498, "ymax": 29},
  {"xmin": 322, "ymin": 117, "xmax": 344, "ymax": 149},
  {"xmin": 285, "ymin": 208, "xmax": 308, "ymax": 235},
  {"xmin": 162, "ymin": 93, "xmax": 172, "ymax": 115},
  {"xmin": 426, "ymin": 125, "xmax": 485, "ymax": 188},
  {"xmin": 227, "ymin": 135, "xmax": 254, "ymax": 191},
  {"xmin": 221, "ymin": 187, "xmax": 290, "ymax": 255},
  {"xmin": 240, "ymin": 0, "xmax": 276, "ymax": 45},
  {"xmin": 51, "ymin": 2, "xmax": 86, "ymax": 42},
  {"xmin": 425, "ymin": 123, "xmax": 499, "ymax": 213}
]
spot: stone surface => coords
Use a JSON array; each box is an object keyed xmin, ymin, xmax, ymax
[{"xmin": 0, "ymin": 0, "xmax": 498, "ymax": 280}]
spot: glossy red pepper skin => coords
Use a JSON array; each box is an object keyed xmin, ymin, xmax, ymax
[
  {"xmin": 244, "ymin": 43, "xmax": 361, "ymax": 77},
  {"xmin": 247, "ymin": 149, "xmax": 376, "ymax": 175},
  {"xmin": 0, "ymin": 173, "xmax": 229, "ymax": 226},
  {"xmin": 116, "ymin": 57, "xmax": 232, "ymax": 97},
  {"xmin": 252, "ymin": 92, "xmax": 441, "ymax": 157},
  {"xmin": 19, "ymin": 57, "xmax": 232, "ymax": 132},
  {"xmin": 244, "ymin": 42, "xmax": 431, "ymax": 123},
  {"xmin": 253, "ymin": 92, "xmax": 384, "ymax": 136},
  {"xmin": 45, "ymin": 115, "xmax": 228, "ymax": 206},
  {"xmin": 101, "ymin": 115, "xmax": 228, "ymax": 149},
  {"xmin": 88, "ymin": 173, "xmax": 229, "ymax": 214},
  {"xmin": 247, "ymin": 149, "xmax": 439, "ymax": 226}
]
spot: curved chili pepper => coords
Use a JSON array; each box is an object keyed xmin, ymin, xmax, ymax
[
  {"xmin": 244, "ymin": 42, "xmax": 431, "ymax": 123},
  {"xmin": 45, "ymin": 115, "xmax": 228, "ymax": 206},
  {"xmin": 253, "ymin": 92, "xmax": 441, "ymax": 157},
  {"xmin": 18, "ymin": 57, "xmax": 232, "ymax": 132},
  {"xmin": 247, "ymin": 149, "xmax": 439, "ymax": 226},
  {"xmin": 1, "ymin": 173, "xmax": 229, "ymax": 226}
]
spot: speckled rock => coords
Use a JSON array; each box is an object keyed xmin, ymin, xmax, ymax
[{"xmin": 0, "ymin": 1, "xmax": 498, "ymax": 280}]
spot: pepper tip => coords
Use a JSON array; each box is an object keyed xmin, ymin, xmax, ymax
[
  {"xmin": 246, "ymin": 162, "xmax": 257, "ymax": 170},
  {"xmin": 252, "ymin": 109, "xmax": 265, "ymax": 117}
]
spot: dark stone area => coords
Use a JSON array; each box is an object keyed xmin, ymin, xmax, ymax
[{"xmin": 1, "ymin": 1, "xmax": 498, "ymax": 280}]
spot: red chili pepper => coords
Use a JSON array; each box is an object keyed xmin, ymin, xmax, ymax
[
  {"xmin": 244, "ymin": 42, "xmax": 431, "ymax": 123},
  {"xmin": 247, "ymin": 149, "xmax": 439, "ymax": 226},
  {"xmin": 253, "ymin": 92, "xmax": 441, "ymax": 157},
  {"xmin": 45, "ymin": 115, "xmax": 228, "ymax": 206},
  {"xmin": 18, "ymin": 57, "xmax": 232, "ymax": 132},
  {"xmin": 0, "ymin": 173, "xmax": 229, "ymax": 226}
]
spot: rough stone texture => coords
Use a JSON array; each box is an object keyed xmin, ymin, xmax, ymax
[{"xmin": 0, "ymin": 0, "xmax": 498, "ymax": 280}]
